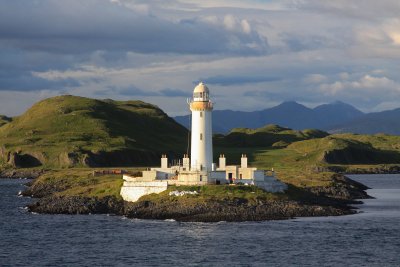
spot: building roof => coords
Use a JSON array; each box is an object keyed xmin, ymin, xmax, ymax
[{"xmin": 193, "ymin": 82, "xmax": 209, "ymax": 93}]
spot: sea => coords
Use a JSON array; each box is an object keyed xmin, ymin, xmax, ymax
[{"xmin": 0, "ymin": 174, "xmax": 399, "ymax": 267}]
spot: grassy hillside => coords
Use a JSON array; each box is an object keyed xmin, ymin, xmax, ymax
[
  {"xmin": 214, "ymin": 124, "xmax": 328, "ymax": 147},
  {"xmin": 0, "ymin": 95, "xmax": 188, "ymax": 168},
  {"xmin": 215, "ymin": 133, "xmax": 400, "ymax": 187},
  {"xmin": 0, "ymin": 115, "xmax": 11, "ymax": 127},
  {"xmin": 1, "ymin": 95, "xmax": 399, "ymax": 191}
]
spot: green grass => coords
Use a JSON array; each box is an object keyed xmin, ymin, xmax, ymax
[
  {"xmin": 0, "ymin": 95, "xmax": 187, "ymax": 168},
  {"xmin": 138, "ymin": 184, "xmax": 286, "ymax": 204},
  {"xmin": 214, "ymin": 145, "xmax": 333, "ymax": 187},
  {"xmin": 3, "ymin": 95, "xmax": 400, "ymax": 194},
  {"xmin": 214, "ymin": 124, "xmax": 328, "ymax": 147},
  {"xmin": 26, "ymin": 132, "xmax": 400, "ymax": 202},
  {"xmin": 214, "ymin": 132, "xmax": 400, "ymax": 187},
  {"xmin": 0, "ymin": 115, "xmax": 11, "ymax": 127},
  {"xmin": 29, "ymin": 168, "xmax": 146, "ymax": 199}
]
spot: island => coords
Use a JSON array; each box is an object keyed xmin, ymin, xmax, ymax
[{"xmin": 1, "ymin": 90, "xmax": 399, "ymax": 222}]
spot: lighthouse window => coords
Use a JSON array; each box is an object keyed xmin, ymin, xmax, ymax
[
  {"xmin": 200, "ymin": 133, "xmax": 203, "ymax": 140},
  {"xmin": 200, "ymin": 112, "xmax": 203, "ymax": 117}
]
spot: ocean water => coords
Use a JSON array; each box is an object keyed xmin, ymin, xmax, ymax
[{"xmin": 0, "ymin": 174, "xmax": 399, "ymax": 267}]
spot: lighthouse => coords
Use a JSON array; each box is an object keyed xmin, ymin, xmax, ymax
[
  {"xmin": 190, "ymin": 82, "xmax": 213, "ymax": 171},
  {"xmin": 120, "ymin": 82, "xmax": 288, "ymax": 202}
]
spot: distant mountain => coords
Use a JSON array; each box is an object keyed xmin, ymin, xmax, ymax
[
  {"xmin": 329, "ymin": 108, "xmax": 400, "ymax": 135},
  {"xmin": 174, "ymin": 101, "xmax": 364, "ymax": 133},
  {"xmin": 312, "ymin": 101, "xmax": 364, "ymax": 129}
]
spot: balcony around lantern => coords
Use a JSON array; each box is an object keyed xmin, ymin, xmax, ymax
[{"xmin": 189, "ymin": 100, "xmax": 213, "ymax": 111}]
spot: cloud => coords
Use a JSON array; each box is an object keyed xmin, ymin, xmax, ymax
[
  {"xmin": 0, "ymin": 70, "xmax": 80, "ymax": 92},
  {"xmin": 0, "ymin": 0, "xmax": 267, "ymax": 56},
  {"xmin": 319, "ymin": 75, "xmax": 399, "ymax": 96},
  {"xmin": 1, "ymin": 0, "xmax": 400, "ymax": 116},
  {"xmin": 114, "ymin": 86, "xmax": 159, "ymax": 97},
  {"xmin": 294, "ymin": 0, "xmax": 400, "ymax": 20},
  {"xmin": 199, "ymin": 75, "xmax": 280, "ymax": 86},
  {"xmin": 282, "ymin": 34, "xmax": 330, "ymax": 52},
  {"xmin": 159, "ymin": 88, "xmax": 190, "ymax": 97},
  {"xmin": 96, "ymin": 86, "xmax": 190, "ymax": 98},
  {"xmin": 303, "ymin": 74, "xmax": 327, "ymax": 84}
]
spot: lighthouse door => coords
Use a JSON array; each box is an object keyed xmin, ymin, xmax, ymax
[{"xmin": 228, "ymin": 173, "xmax": 233, "ymax": 184}]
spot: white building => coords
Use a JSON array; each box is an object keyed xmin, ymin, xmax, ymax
[
  {"xmin": 190, "ymin": 82, "xmax": 213, "ymax": 172},
  {"xmin": 120, "ymin": 83, "xmax": 287, "ymax": 202}
]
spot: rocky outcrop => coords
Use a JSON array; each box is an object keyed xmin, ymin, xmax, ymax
[
  {"xmin": 58, "ymin": 152, "xmax": 80, "ymax": 167},
  {"xmin": 22, "ymin": 172, "xmax": 369, "ymax": 222},
  {"xmin": 7, "ymin": 152, "xmax": 42, "ymax": 168},
  {"xmin": 346, "ymin": 165, "xmax": 400, "ymax": 174},
  {"xmin": 306, "ymin": 175, "xmax": 371, "ymax": 200},
  {"xmin": 28, "ymin": 196, "xmax": 124, "ymax": 215},
  {"xmin": 80, "ymin": 149, "xmax": 161, "ymax": 167},
  {"xmin": 26, "ymin": 194, "xmax": 354, "ymax": 222},
  {"xmin": 0, "ymin": 168, "xmax": 44, "ymax": 179},
  {"xmin": 123, "ymin": 199, "xmax": 354, "ymax": 222}
]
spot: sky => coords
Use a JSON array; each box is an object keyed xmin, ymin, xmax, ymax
[{"xmin": 1, "ymin": 0, "xmax": 400, "ymax": 116}]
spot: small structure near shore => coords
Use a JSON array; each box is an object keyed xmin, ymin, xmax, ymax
[{"xmin": 120, "ymin": 83, "xmax": 287, "ymax": 202}]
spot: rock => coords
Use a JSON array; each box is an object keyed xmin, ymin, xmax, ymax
[
  {"xmin": 58, "ymin": 152, "xmax": 79, "ymax": 167},
  {"xmin": 28, "ymin": 196, "xmax": 124, "ymax": 215},
  {"xmin": 306, "ymin": 174, "xmax": 371, "ymax": 200},
  {"xmin": 7, "ymin": 152, "xmax": 42, "ymax": 168},
  {"xmin": 0, "ymin": 168, "xmax": 44, "ymax": 179}
]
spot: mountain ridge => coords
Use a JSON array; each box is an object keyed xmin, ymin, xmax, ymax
[
  {"xmin": 329, "ymin": 108, "xmax": 400, "ymax": 135},
  {"xmin": 174, "ymin": 101, "xmax": 365, "ymax": 133}
]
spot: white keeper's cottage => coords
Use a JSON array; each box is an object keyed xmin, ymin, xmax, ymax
[{"xmin": 120, "ymin": 82, "xmax": 287, "ymax": 202}]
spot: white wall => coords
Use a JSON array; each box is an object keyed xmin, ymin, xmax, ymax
[
  {"xmin": 120, "ymin": 181, "xmax": 168, "ymax": 202},
  {"xmin": 191, "ymin": 109, "xmax": 213, "ymax": 171}
]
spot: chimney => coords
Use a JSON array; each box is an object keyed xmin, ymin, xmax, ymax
[
  {"xmin": 161, "ymin": 154, "xmax": 168, "ymax": 169},
  {"xmin": 219, "ymin": 154, "xmax": 226, "ymax": 170},
  {"xmin": 241, "ymin": 154, "xmax": 247, "ymax": 168},
  {"xmin": 183, "ymin": 154, "xmax": 190, "ymax": 171}
]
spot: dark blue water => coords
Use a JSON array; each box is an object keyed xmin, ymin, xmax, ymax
[{"xmin": 1, "ymin": 175, "xmax": 399, "ymax": 267}]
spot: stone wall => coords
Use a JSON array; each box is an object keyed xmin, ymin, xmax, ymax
[{"xmin": 120, "ymin": 181, "xmax": 168, "ymax": 202}]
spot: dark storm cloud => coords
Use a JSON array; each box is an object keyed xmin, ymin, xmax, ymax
[
  {"xmin": 0, "ymin": 0, "xmax": 268, "ymax": 55},
  {"xmin": 108, "ymin": 86, "xmax": 190, "ymax": 97},
  {"xmin": 0, "ymin": 69, "xmax": 80, "ymax": 91},
  {"xmin": 282, "ymin": 34, "xmax": 330, "ymax": 52},
  {"xmin": 114, "ymin": 86, "xmax": 159, "ymax": 97},
  {"xmin": 159, "ymin": 88, "xmax": 190, "ymax": 97},
  {"xmin": 198, "ymin": 75, "xmax": 280, "ymax": 86}
]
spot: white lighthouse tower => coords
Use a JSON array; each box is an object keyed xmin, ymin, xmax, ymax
[{"xmin": 190, "ymin": 82, "xmax": 213, "ymax": 171}]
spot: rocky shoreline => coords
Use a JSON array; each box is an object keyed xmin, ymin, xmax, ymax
[
  {"xmin": 0, "ymin": 168, "xmax": 44, "ymax": 179},
  {"xmin": 23, "ymin": 173, "xmax": 370, "ymax": 222},
  {"xmin": 26, "ymin": 194, "xmax": 357, "ymax": 222}
]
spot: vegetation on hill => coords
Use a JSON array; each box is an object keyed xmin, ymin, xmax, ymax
[
  {"xmin": 5, "ymin": 98, "xmax": 379, "ymax": 221},
  {"xmin": 0, "ymin": 95, "xmax": 187, "ymax": 168},
  {"xmin": 214, "ymin": 124, "xmax": 328, "ymax": 147},
  {"xmin": 0, "ymin": 115, "xmax": 11, "ymax": 127},
  {"xmin": 1, "ymin": 95, "xmax": 399, "ymax": 193},
  {"xmin": 214, "ymin": 132, "xmax": 400, "ymax": 187}
]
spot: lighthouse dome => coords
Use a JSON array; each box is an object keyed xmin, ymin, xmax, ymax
[
  {"xmin": 193, "ymin": 82, "xmax": 210, "ymax": 101},
  {"xmin": 194, "ymin": 82, "xmax": 209, "ymax": 93}
]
